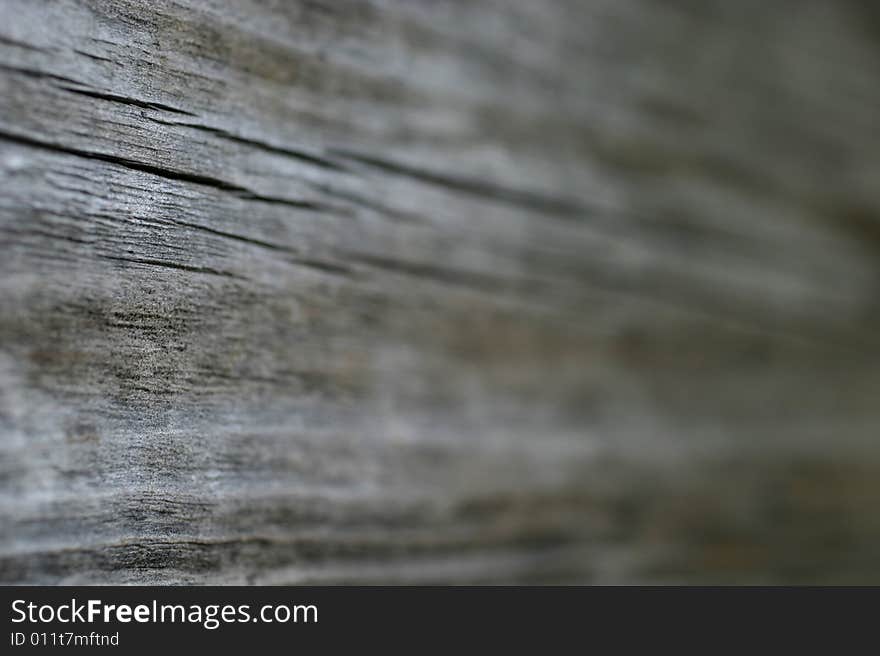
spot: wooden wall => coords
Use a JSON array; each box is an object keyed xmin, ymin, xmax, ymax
[{"xmin": 1, "ymin": 0, "xmax": 879, "ymax": 583}]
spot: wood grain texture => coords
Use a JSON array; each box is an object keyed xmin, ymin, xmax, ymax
[{"xmin": 1, "ymin": 0, "xmax": 879, "ymax": 584}]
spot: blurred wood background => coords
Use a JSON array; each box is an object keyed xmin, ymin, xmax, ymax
[{"xmin": 1, "ymin": 0, "xmax": 879, "ymax": 583}]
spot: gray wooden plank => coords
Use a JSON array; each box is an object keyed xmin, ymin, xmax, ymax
[{"xmin": 1, "ymin": 0, "xmax": 879, "ymax": 583}]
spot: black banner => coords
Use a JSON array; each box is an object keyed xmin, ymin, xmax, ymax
[{"xmin": 0, "ymin": 587, "xmax": 874, "ymax": 651}]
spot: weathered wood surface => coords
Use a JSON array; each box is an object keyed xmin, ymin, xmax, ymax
[{"xmin": 1, "ymin": 0, "xmax": 879, "ymax": 584}]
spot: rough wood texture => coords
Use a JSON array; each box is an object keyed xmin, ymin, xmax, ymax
[{"xmin": 1, "ymin": 0, "xmax": 879, "ymax": 584}]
